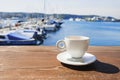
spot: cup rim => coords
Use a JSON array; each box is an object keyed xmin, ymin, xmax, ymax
[{"xmin": 65, "ymin": 36, "xmax": 89, "ymax": 40}]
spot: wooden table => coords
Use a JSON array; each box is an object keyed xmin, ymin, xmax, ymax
[{"xmin": 0, "ymin": 46, "xmax": 120, "ymax": 80}]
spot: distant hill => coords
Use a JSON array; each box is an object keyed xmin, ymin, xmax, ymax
[
  {"xmin": 0, "ymin": 12, "xmax": 120, "ymax": 22},
  {"xmin": 60, "ymin": 14, "xmax": 97, "ymax": 19}
]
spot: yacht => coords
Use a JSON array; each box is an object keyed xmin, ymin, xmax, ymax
[{"xmin": 0, "ymin": 30, "xmax": 45, "ymax": 45}]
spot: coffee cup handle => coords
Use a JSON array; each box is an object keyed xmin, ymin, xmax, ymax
[{"xmin": 56, "ymin": 40, "xmax": 66, "ymax": 51}]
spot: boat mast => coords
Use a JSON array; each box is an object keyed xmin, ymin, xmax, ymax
[{"xmin": 44, "ymin": 0, "xmax": 46, "ymax": 18}]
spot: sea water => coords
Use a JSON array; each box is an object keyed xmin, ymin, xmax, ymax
[{"xmin": 43, "ymin": 20, "xmax": 120, "ymax": 46}]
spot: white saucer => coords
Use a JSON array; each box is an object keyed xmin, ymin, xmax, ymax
[{"xmin": 57, "ymin": 51, "xmax": 96, "ymax": 66}]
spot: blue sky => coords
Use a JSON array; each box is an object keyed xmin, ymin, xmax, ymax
[{"xmin": 0, "ymin": 0, "xmax": 120, "ymax": 18}]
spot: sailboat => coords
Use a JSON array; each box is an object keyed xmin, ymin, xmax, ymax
[{"xmin": 41, "ymin": 0, "xmax": 63, "ymax": 31}]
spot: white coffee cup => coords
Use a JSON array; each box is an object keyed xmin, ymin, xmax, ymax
[{"xmin": 56, "ymin": 36, "xmax": 89, "ymax": 59}]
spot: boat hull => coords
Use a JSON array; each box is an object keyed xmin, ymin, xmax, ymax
[{"xmin": 0, "ymin": 39, "xmax": 38, "ymax": 45}]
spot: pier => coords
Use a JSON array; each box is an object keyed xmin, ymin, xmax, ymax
[{"xmin": 0, "ymin": 46, "xmax": 119, "ymax": 80}]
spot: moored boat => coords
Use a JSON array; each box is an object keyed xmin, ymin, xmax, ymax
[{"xmin": 0, "ymin": 30, "xmax": 45, "ymax": 45}]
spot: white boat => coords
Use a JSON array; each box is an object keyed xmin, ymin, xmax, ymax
[
  {"xmin": 75, "ymin": 18, "xmax": 81, "ymax": 21},
  {"xmin": 21, "ymin": 23, "xmax": 47, "ymax": 39},
  {"xmin": 0, "ymin": 30, "xmax": 45, "ymax": 45},
  {"xmin": 69, "ymin": 18, "xmax": 74, "ymax": 21},
  {"xmin": 43, "ymin": 24, "xmax": 56, "ymax": 31}
]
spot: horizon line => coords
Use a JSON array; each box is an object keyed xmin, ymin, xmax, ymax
[{"xmin": 0, "ymin": 11, "xmax": 117, "ymax": 18}]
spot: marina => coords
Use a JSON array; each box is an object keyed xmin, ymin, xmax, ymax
[
  {"xmin": 0, "ymin": 19, "xmax": 120, "ymax": 46},
  {"xmin": 0, "ymin": 18, "xmax": 63, "ymax": 45}
]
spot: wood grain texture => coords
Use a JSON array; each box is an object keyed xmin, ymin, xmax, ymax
[{"xmin": 0, "ymin": 46, "xmax": 119, "ymax": 80}]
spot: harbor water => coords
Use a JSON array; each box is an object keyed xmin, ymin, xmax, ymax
[{"xmin": 43, "ymin": 20, "xmax": 120, "ymax": 46}]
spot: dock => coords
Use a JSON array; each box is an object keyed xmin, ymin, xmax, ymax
[{"xmin": 0, "ymin": 46, "xmax": 119, "ymax": 80}]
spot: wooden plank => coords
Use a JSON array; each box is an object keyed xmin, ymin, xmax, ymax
[{"xmin": 0, "ymin": 46, "xmax": 119, "ymax": 80}]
